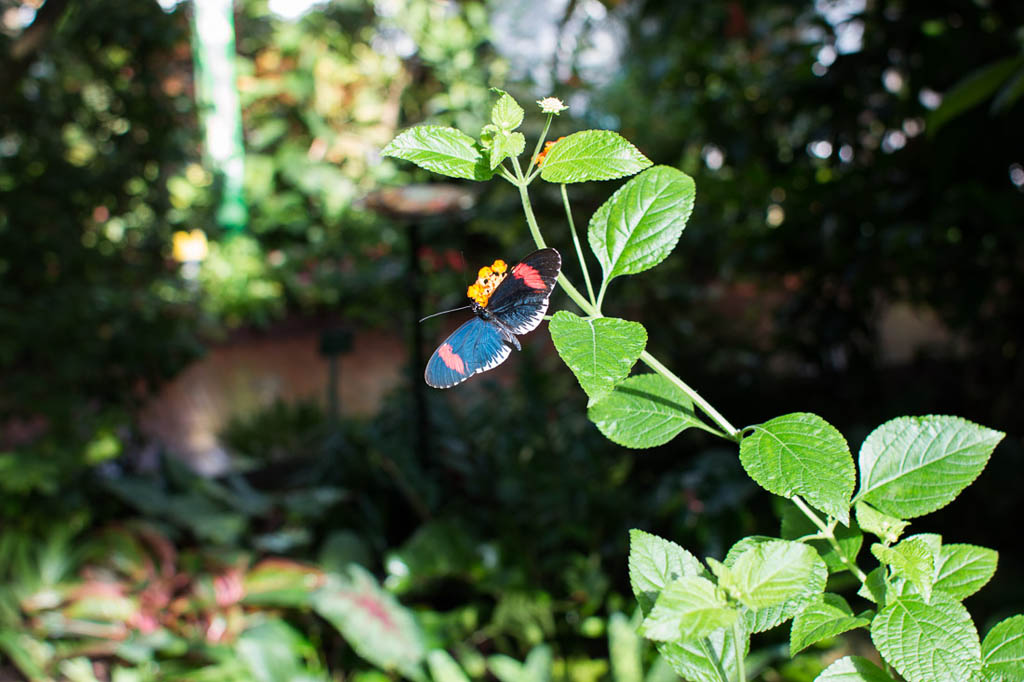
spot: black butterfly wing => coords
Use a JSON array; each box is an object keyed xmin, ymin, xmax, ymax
[
  {"xmin": 424, "ymin": 317, "xmax": 512, "ymax": 388},
  {"xmin": 487, "ymin": 248, "xmax": 561, "ymax": 335}
]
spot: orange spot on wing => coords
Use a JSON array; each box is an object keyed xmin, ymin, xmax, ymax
[
  {"xmin": 512, "ymin": 263, "xmax": 546, "ymax": 289},
  {"xmin": 438, "ymin": 343, "xmax": 466, "ymax": 374}
]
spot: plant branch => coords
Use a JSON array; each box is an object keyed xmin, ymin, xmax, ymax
[
  {"xmin": 512, "ymin": 166, "xmax": 740, "ymax": 440},
  {"xmin": 596, "ymin": 276, "xmax": 609, "ymax": 312},
  {"xmin": 525, "ymin": 112, "xmax": 554, "ymax": 179},
  {"xmin": 791, "ymin": 496, "xmax": 868, "ymax": 582},
  {"xmin": 639, "ymin": 351, "xmax": 740, "ymax": 440},
  {"xmin": 732, "ymin": 618, "xmax": 746, "ymax": 682},
  {"xmin": 560, "ymin": 183, "xmax": 596, "ymax": 305},
  {"xmin": 512, "ymin": 157, "xmax": 595, "ymax": 315}
]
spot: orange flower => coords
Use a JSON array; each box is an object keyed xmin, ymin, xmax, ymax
[{"xmin": 535, "ymin": 137, "xmax": 565, "ymax": 166}]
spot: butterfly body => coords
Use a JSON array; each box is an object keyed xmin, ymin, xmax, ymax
[{"xmin": 424, "ymin": 248, "xmax": 561, "ymax": 388}]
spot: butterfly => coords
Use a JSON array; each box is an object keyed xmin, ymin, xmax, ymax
[{"xmin": 424, "ymin": 248, "xmax": 561, "ymax": 388}]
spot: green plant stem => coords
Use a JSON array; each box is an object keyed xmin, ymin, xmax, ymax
[
  {"xmin": 525, "ymin": 113, "xmax": 554, "ymax": 180},
  {"xmin": 732, "ymin": 619, "xmax": 746, "ymax": 682},
  {"xmin": 513, "ymin": 158, "xmax": 595, "ymax": 315},
  {"xmin": 700, "ymin": 638, "xmax": 732, "ymax": 682},
  {"xmin": 639, "ymin": 351, "xmax": 740, "ymax": 441},
  {"xmin": 512, "ymin": 161, "xmax": 740, "ymax": 441},
  {"xmin": 596, "ymin": 276, "xmax": 609, "ymax": 312},
  {"xmin": 560, "ymin": 183, "xmax": 596, "ymax": 306},
  {"xmin": 791, "ymin": 496, "xmax": 868, "ymax": 582}
]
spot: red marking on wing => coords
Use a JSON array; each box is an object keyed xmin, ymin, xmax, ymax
[
  {"xmin": 512, "ymin": 262, "xmax": 546, "ymax": 289},
  {"xmin": 438, "ymin": 343, "xmax": 466, "ymax": 375}
]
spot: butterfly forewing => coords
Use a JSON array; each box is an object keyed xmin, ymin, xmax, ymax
[
  {"xmin": 487, "ymin": 248, "xmax": 561, "ymax": 334},
  {"xmin": 424, "ymin": 317, "xmax": 513, "ymax": 388}
]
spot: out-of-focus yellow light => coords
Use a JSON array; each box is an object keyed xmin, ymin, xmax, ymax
[
  {"xmin": 173, "ymin": 229, "xmax": 209, "ymax": 262},
  {"xmin": 766, "ymin": 204, "xmax": 785, "ymax": 227}
]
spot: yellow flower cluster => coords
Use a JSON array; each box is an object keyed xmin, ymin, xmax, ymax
[{"xmin": 466, "ymin": 259, "xmax": 508, "ymax": 307}]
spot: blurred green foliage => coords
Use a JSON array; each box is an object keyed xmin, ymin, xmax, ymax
[{"xmin": 1, "ymin": 0, "xmax": 1022, "ymax": 679}]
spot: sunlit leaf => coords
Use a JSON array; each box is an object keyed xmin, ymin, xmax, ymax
[
  {"xmin": 491, "ymin": 91, "xmax": 525, "ymax": 131},
  {"xmin": 982, "ymin": 615, "xmax": 1024, "ymax": 680},
  {"xmin": 628, "ymin": 529, "xmax": 704, "ymax": 614},
  {"xmin": 934, "ymin": 543, "xmax": 998, "ymax": 601},
  {"xmin": 740, "ymin": 412, "xmax": 855, "ymax": 525},
  {"xmin": 588, "ymin": 166, "xmax": 695, "ymax": 287},
  {"xmin": 539, "ymin": 130, "xmax": 651, "ymax": 183},
  {"xmin": 855, "ymin": 416, "xmax": 1004, "ymax": 519},
  {"xmin": 789, "ymin": 593, "xmax": 871, "ymax": 656},
  {"xmin": 549, "ymin": 311, "xmax": 647, "ymax": 404},
  {"xmin": 490, "ymin": 131, "xmax": 525, "ymax": 169},
  {"xmin": 815, "ymin": 656, "xmax": 896, "ymax": 681},
  {"xmin": 657, "ymin": 627, "xmax": 747, "ymax": 682},
  {"xmin": 855, "ymin": 502, "xmax": 909, "ymax": 545},
  {"xmin": 640, "ymin": 575, "xmax": 736, "ymax": 642},
  {"xmin": 721, "ymin": 539, "xmax": 826, "ymax": 611},
  {"xmin": 382, "ymin": 126, "xmax": 492, "ymax": 181},
  {"xmin": 871, "ymin": 593, "xmax": 982, "ymax": 682},
  {"xmin": 872, "ymin": 536, "xmax": 937, "ymax": 602},
  {"xmin": 588, "ymin": 374, "xmax": 704, "ymax": 448}
]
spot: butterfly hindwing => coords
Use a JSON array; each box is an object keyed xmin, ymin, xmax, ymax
[
  {"xmin": 487, "ymin": 248, "xmax": 561, "ymax": 335},
  {"xmin": 424, "ymin": 317, "xmax": 513, "ymax": 388}
]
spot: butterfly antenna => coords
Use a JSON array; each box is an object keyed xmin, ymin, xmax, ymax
[{"xmin": 419, "ymin": 305, "xmax": 471, "ymax": 323}]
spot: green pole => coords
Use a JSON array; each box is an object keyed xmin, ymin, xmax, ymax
[{"xmin": 191, "ymin": 0, "xmax": 247, "ymax": 232}]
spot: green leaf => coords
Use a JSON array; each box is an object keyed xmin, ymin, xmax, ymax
[
  {"xmin": 489, "ymin": 655, "xmax": 524, "ymax": 682},
  {"xmin": 871, "ymin": 593, "xmax": 982, "ymax": 682},
  {"xmin": 857, "ymin": 567, "xmax": 889, "ymax": 607},
  {"xmin": 643, "ymin": 655, "xmax": 678, "ymax": 682},
  {"xmin": 928, "ymin": 56, "xmax": 1024, "ymax": 135},
  {"xmin": 871, "ymin": 536, "xmax": 937, "ymax": 602},
  {"xmin": 982, "ymin": 615, "xmax": 1024, "ymax": 680},
  {"xmin": 312, "ymin": 566, "xmax": 425, "ymax": 678},
  {"xmin": 488, "ymin": 646, "xmax": 551, "ymax": 682},
  {"xmin": 539, "ymin": 130, "xmax": 652, "ymax": 183},
  {"xmin": 640, "ymin": 576, "xmax": 737, "ymax": 642},
  {"xmin": 587, "ymin": 166, "xmax": 696, "ymax": 287},
  {"xmin": 236, "ymin": 620, "xmax": 324, "ymax": 682},
  {"xmin": 0, "ymin": 630, "xmax": 52, "ymax": 680},
  {"xmin": 549, "ymin": 311, "xmax": 647, "ymax": 404},
  {"xmin": 523, "ymin": 646, "xmax": 552, "ymax": 682},
  {"xmin": 628, "ymin": 529, "xmax": 704, "ymax": 614},
  {"xmin": 780, "ymin": 504, "xmax": 863, "ymax": 574},
  {"xmin": 855, "ymin": 415, "xmax": 1004, "ymax": 519},
  {"xmin": 382, "ymin": 125, "xmax": 491, "ymax": 181},
  {"xmin": 718, "ymin": 536, "xmax": 826, "ymax": 633},
  {"xmin": 242, "ymin": 558, "xmax": 322, "ymax": 607},
  {"xmin": 60, "ymin": 657, "xmax": 104, "ymax": 682},
  {"xmin": 428, "ymin": 650, "xmax": 471, "ymax": 682},
  {"xmin": 722, "ymin": 539, "xmax": 827, "ymax": 611},
  {"xmin": 608, "ymin": 612, "xmax": 643, "ymax": 682},
  {"xmin": 740, "ymin": 412, "xmax": 855, "ymax": 525},
  {"xmin": 790, "ymin": 593, "xmax": 872, "ymax": 656},
  {"xmin": 934, "ymin": 543, "xmax": 998, "ymax": 601},
  {"xmin": 588, "ymin": 374, "xmax": 705, "ymax": 448},
  {"xmin": 490, "ymin": 130, "xmax": 525, "ymax": 169},
  {"xmin": 491, "ymin": 91, "xmax": 525, "ymax": 131},
  {"xmin": 991, "ymin": 65, "xmax": 1024, "ymax": 113},
  {"xmin": 855, "ymin": 502, "xmax": 909, "ymax": 545},
  {"xmin": 815, "ymin": 655, "xmax": 896, "ymax": 681},
  {"xmin": 658, "ymin": 627, "xmax": 748, "ymax": 682}
]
